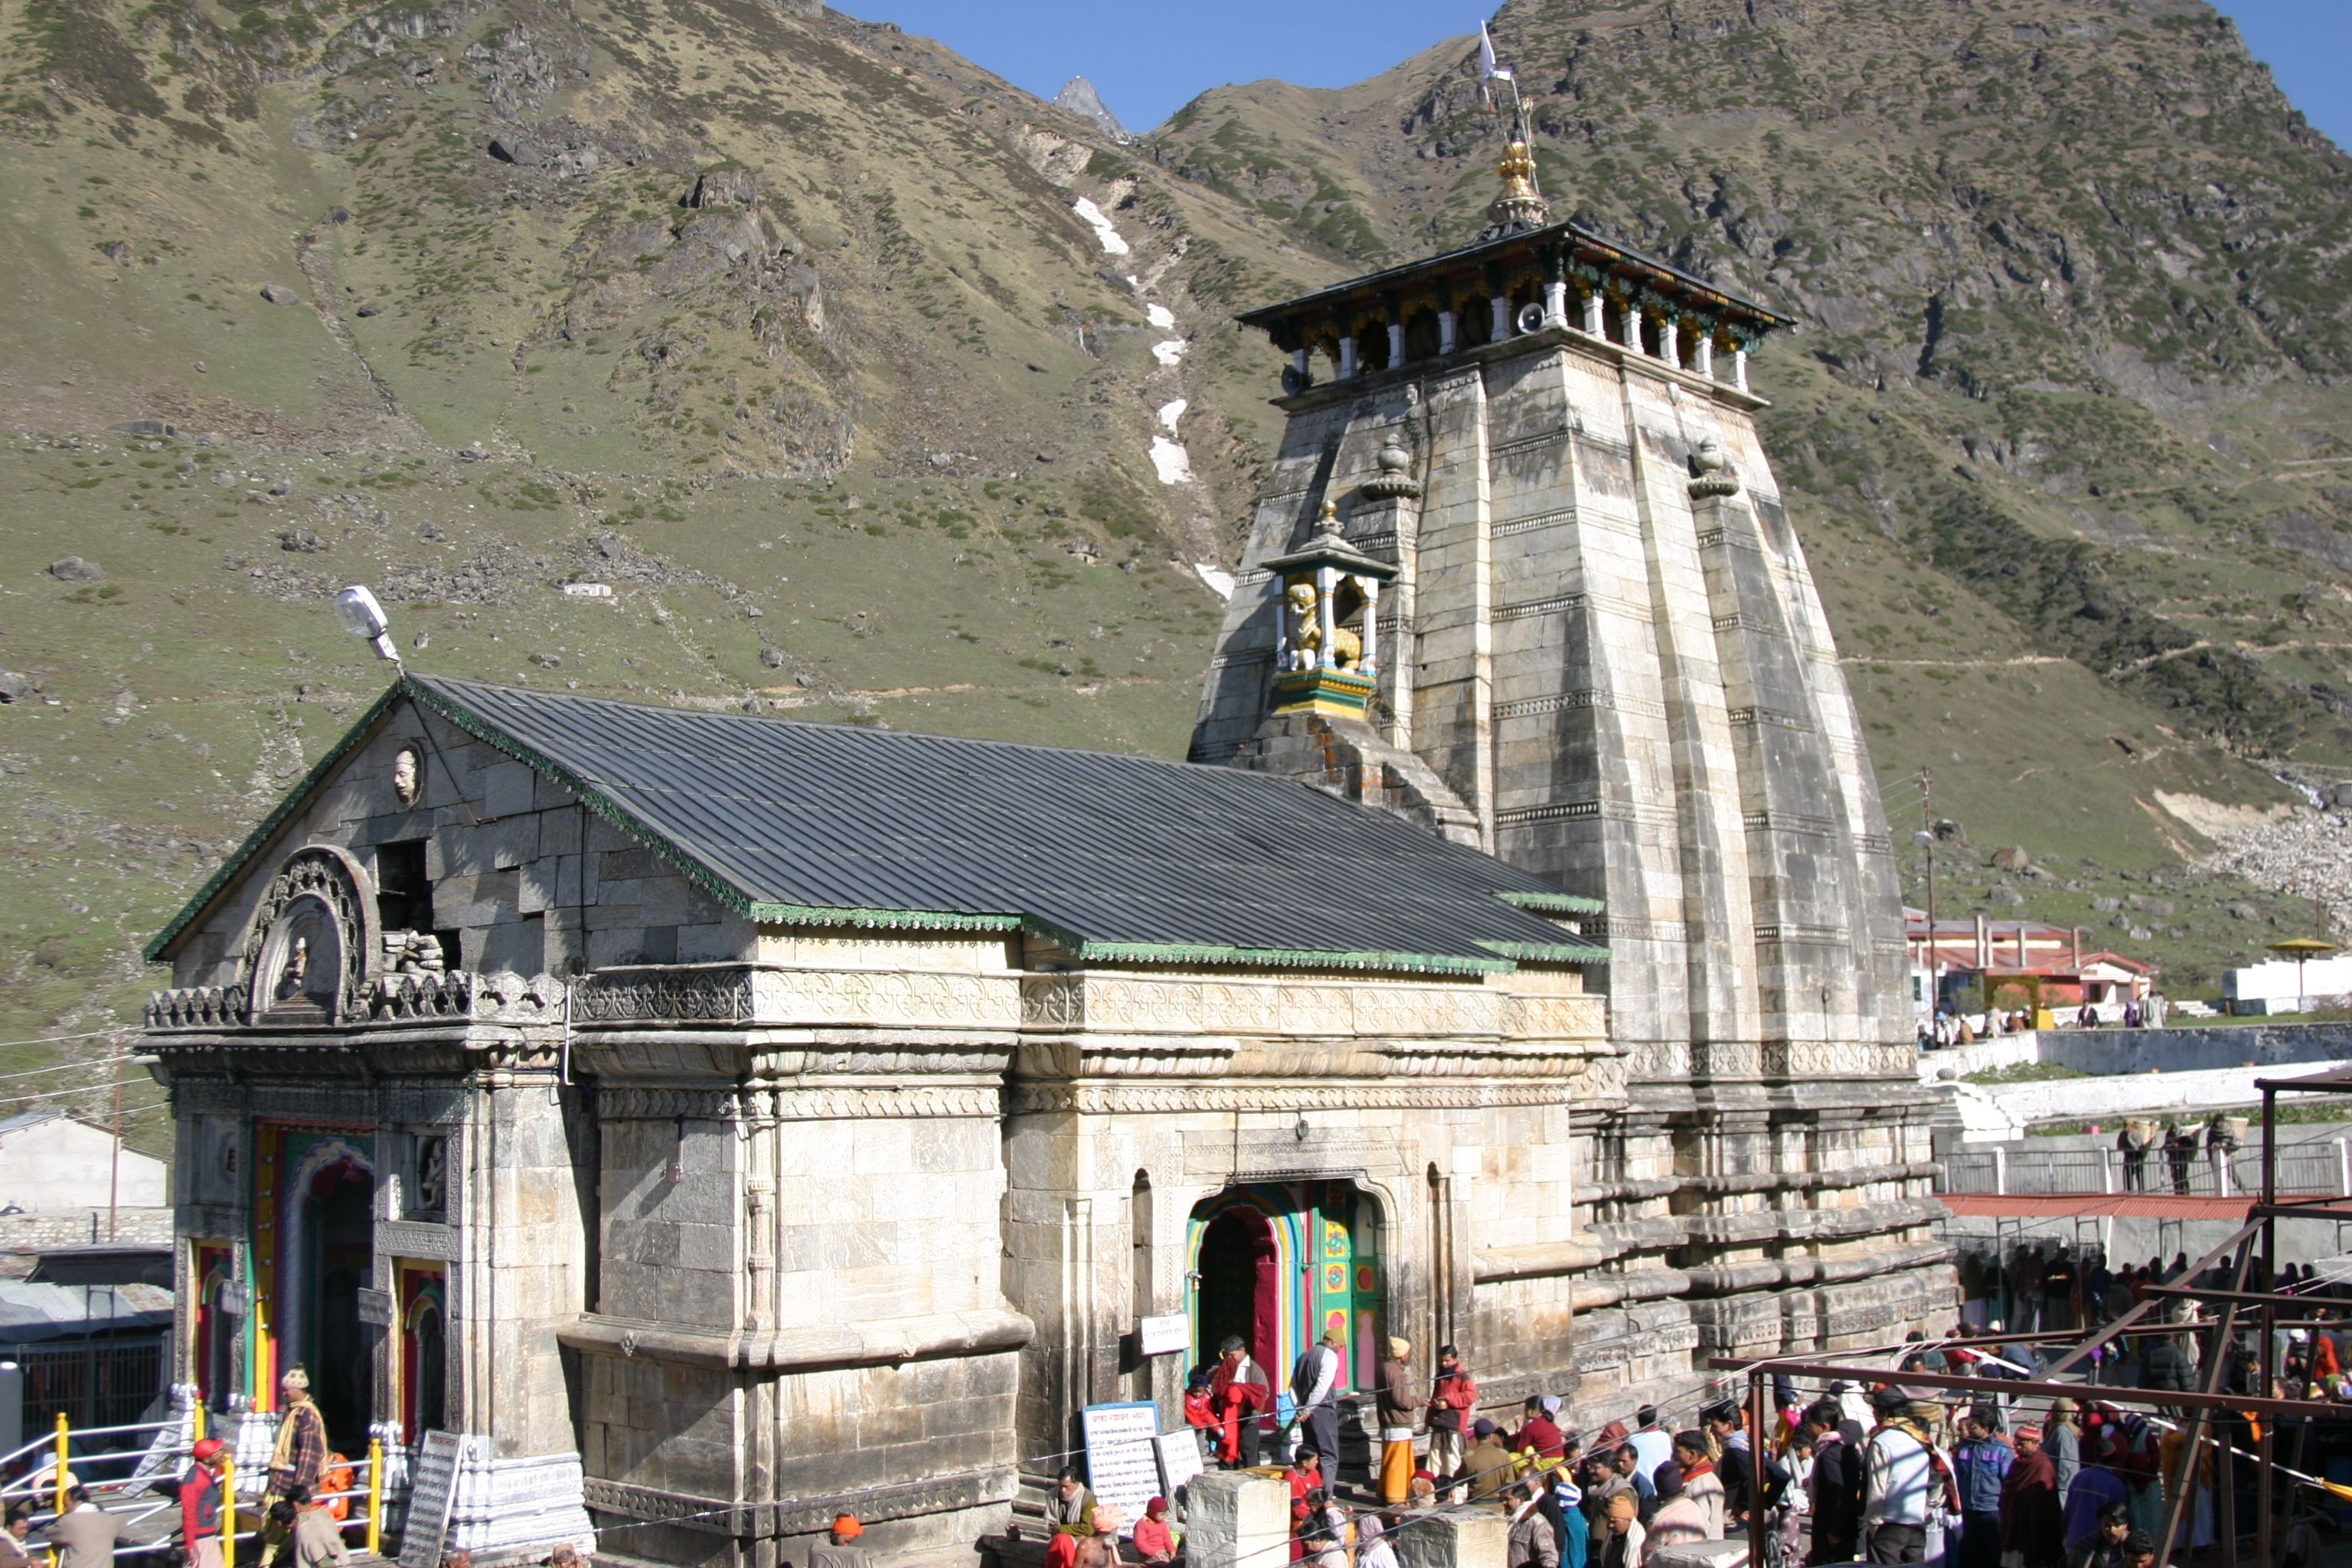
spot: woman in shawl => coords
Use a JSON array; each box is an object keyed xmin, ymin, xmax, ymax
[
  {"xmin": 1356, "ymin": 1512, "xmax": 1400, "ymax": 1568},
  {"xmin": 1998, "ymin": 1424, "xmax": 2066, "ymax": 1568}
]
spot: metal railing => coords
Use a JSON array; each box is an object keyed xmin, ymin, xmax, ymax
[
  {"xmin": 1939, "ymin": 1142, "xmax": 2352, "ymax": 1197},
  {"xmin": 0, "ymin": 1403, "xmax": 397, "ymax": 1562}
]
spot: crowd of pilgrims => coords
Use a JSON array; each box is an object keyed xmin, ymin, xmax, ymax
[{"xmin": 1023, "ymin": 1312, "xmax": 2352, "ymax": 1568}]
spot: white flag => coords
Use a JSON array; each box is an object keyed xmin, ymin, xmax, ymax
[{"xmin": 1481, "ymin": 23, "xmax": 1513, "ymax": 80}]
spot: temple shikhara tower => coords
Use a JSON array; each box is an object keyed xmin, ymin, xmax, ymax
[{"xmin": 1193, "ymin": 140, "xmax": 1946, "ymax": 1396}]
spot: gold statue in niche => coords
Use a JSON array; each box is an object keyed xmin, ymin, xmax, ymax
[{"xmin": 1285, "ymin": 581, "xmax": 1363, "ymax": 671}]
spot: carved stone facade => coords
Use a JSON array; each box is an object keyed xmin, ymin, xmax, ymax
[
  {"xmin": 146, "ymin": 686, "xmax": 1616, "ymax": 1568},
  {"xmin": 1194, "ymin": 212, "xmax": 1948, "ymax": 1408}
]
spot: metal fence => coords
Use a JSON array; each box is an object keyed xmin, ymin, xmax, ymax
[
  {"xmin": 1939, "ymin": 1142, "xmax": 2352, "ymax": 1197},
  {"xmin": 10, "ymin": 1336, "xmax": 167, "ymax": 1442}
]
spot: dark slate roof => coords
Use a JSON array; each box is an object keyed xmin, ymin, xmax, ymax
[{"xmin": 152, "ymin": 675, "xmax": 1604, "ymax": 975}]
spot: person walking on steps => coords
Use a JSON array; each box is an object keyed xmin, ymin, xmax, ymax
[{"xmin": 1291, "ymin": 1328, "xmax": 1346, "ymax": 1488}]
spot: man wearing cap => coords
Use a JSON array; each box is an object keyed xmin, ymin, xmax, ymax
[
  {"xmin": 1462, "ymin": 1418, "xmax": 1516, "ymax": 1501},
  {"xmin": 810, "ymin": 1514, "xmax": 871, "ymax": 1568},
  {"xmin": 1374, "ymin": 1337, "xmax": 1419, "ymax": 1505},
  {"xmin": 1426, "ymin": 1345, "xmax": 1478, "ymax": 1486},
  {"xmin": 265, "ymin": 1369, "xmax": 328, "ymax": 1568},
  {"xmin": 1290, "ymin": 1327, "xmax": 1346, "ymax": 1487},
  {"xmin": 1999, "ymin": 1423, "xmax": 2063, "ymax": 1568},
  {"xmin": 1209, "ymin": 1337, "xmax": 1271, "ymax": 1468},
  {"xmin": 181, "ymin": 1438, "xmax": 230, "ymax": 1568}
]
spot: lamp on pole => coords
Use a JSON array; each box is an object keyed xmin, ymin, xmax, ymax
[{"xmin": 1913, "ymin": 828, "xmax": 1939, "ymax": 1015}]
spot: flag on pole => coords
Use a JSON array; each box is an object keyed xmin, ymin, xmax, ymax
[{"xmin": 1478, "ymin": 21, "xmax": 1512, "ymax": 112}]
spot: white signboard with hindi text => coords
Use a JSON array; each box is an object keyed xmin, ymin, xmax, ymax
[
  {"xmin": 397, "ymin": 1431, "xmax": 470, "ymax": 1568},
  {"xmin": 1080, "ymin": 1402, "xmax": 1162, "ymax": 1536},
  {"xmin": 1153, "ymin": 1427, "xmax": 1205, "ymax": 1504},
  {"xmin": 1137, "ymin": 1313, "xmax": 1189, "ymax": 1358}
]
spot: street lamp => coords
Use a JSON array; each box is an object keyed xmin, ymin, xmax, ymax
[{"xmin": 335, "ymin": 585, "xmax": 401, "ymax": 665}]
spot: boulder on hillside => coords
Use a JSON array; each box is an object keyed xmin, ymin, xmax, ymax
[
  {"xmin": 47, "ymin": 557, "xmax": 101, "ymax": 582},
  {"xmin": 1988, "ymin": 883, "xmax": 2025, "ymax": 906},
  {"xmin": 99, "ymin": 241, "xmax": 130, "ymax": 264},
  {"xmin": 486, "ymin": 136, "xmax": 546, "ymax": 166},
  {"xmin": 0, "ymin": 671, "xmax": 36, "ymax": 704},
  {"xmin": 1991, "ymin": 845, "xmax": 2031, "ymax": 872},
  {"xmin": 685, "ymin": 165, "xmax": 758, "ymax": 208},
  {"xmin": 260, "ymin": 284, "xmax": 299, "ymax": 305}
]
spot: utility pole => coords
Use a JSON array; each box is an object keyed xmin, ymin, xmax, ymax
[
  {"xmin": 1913, "ymin": 768, "xmax": 1939, "ymax": 1018},
  {"xmin": 106, "ymin": 1057, "xmax": 121, "ymax": 1243}
]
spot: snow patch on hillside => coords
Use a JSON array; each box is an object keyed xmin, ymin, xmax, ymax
[{"xmin": 1072, "ymin": 198, "xmax": 1130, "ymax": 256}]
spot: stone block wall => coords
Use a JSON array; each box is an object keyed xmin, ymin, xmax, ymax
[
  {"xmin": 1191, "ymin": 326, "xmax": 1949, "ymax": 1402},
  {"xmin": 167, "ymin": 707, "xmax": 752, "ymax": 991}
]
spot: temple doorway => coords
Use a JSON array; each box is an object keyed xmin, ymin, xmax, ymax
[
  {"xmin": 265, "ymin": 1131, "xmax": 377, "ymax": 1450},
  {"xmin": 1187, "ymin": 1182, "xmax": 1383, "ymax": 1410}
]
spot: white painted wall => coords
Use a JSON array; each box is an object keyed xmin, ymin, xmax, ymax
[
  {"xmin": 0, "ymin": 1115, "xmax": 167, "ymax": 1211},
  {"xmin": 1934, "ymin": 1060, "xmax": 2352, "ymax": 1143}
]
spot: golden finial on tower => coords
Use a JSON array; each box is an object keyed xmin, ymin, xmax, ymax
[{"xmin": 1488, "ymin": 133, "xmax": 1550, "ymax": 234}]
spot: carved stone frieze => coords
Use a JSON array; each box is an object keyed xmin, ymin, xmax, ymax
[
  {"xmin": 575, "ymin": 967, "xmax": 753, "ymax": 1024},
  {"xmin": 377, "ymin": 1219, "xmax": 456, "ymax": 1260},
  {"xmin": 599, "ymin": 1085, "xmax": 1001, "ymax": 1122},
  {"xmin": 1009, "ymin": 1080, "xmax": 1576, "ymax": 1116},
  {"xmin": 576, "ymin": 965, "xmax": 1018, "ymax": 1031},
  {"xmin": 1014, "ymin": 972, "xmax": 1601, "ymax": 1045}
]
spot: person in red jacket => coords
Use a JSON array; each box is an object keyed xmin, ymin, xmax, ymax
[
  {"xmin": 1426, "ymin": 1344, "xmax": 1479, "ymax": 1484},
  {"xmin": 1209, "ymin": 1337, "xmax": 1272, "ymax": 1467},
  {"xmin": 181, "ymin": 1439, "xmax": 230, "ymax": 1568}
]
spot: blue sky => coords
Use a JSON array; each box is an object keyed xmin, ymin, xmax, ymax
[{"xmin": 830, "ymin": 1, "xmax": 2352, "ymax": 147}]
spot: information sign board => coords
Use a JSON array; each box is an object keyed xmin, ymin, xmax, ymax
[
  {"xmin": 397, "ymin": 1430, "xmax": 469, "ymax": 1568},
  {"xmin": 1079, "ymin": 1402, "xmax": 1163, "ymax": 1536}
]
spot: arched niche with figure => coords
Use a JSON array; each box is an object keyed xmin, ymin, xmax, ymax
[{"xmin": 239, "ymin": 848, "xmax": 376, "ymax": 1024}]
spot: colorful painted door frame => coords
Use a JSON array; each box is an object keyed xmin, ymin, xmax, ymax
[{"xmin": 1185, "ymin": 1181, "xmax": 1383, "ymax": 1412}]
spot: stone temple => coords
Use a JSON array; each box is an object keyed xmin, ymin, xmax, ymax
[{"xmin": 140, "ymin": 145, "xmax": 1942, "ymax": 1568}]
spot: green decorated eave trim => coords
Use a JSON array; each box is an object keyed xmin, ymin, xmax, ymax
[
  {"xmin": 747, "ymin": 902, "xmax": 1024, "ymax": 933},
  {"xmin": 1498, "ymin": 890, "xmax": 1606, "ymax": 916},
  {"xmin": 1066, "ymin": 939, "xmax": 1514, "ymax": 977},
  {"xmin": 1474, "ymin": 939, "xmax": 1610, "ymax": 968}
]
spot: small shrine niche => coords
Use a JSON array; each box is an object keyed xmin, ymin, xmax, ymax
[{"xmin": 1267, "ymin": 500, "xmax": 1397, "ymax": 720}]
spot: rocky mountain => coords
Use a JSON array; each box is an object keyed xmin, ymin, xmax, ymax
[
  {"xmin": 1053, "ymin": 75, "xmax": 1127, "ymax": 142},
  {"xmin": 1, "ymin": 0, "xmax": 2347, "ymax": 1115}
]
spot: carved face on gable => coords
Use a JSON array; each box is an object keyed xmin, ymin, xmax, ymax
[{"xmin": 392, "ymin": 746, "xmax": 422, "ymax": 808}]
